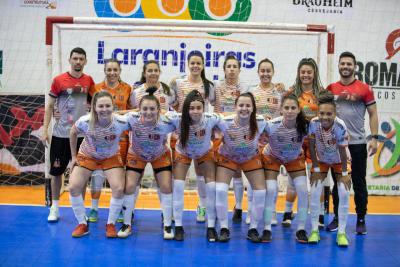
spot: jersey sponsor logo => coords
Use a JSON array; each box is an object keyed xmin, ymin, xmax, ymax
[
  {"xmin": 194, "ymin": 129, "xmax": 206, "ymax": 137},
  {"xmin": 104, "ymin": 134, "xmax": 117, "ymax": 142}
]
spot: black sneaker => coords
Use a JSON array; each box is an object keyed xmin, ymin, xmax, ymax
[
  {"xmin": 219, "ymin": 228, "xmax": 230, "ymax": 242},
  {"xmin": 282, "ymin": 211, "xmax": 293, "ymax": 227},
  {"xmin": 356, "ymin": 218, "xmax": 367, "ymax": 235},
  {"xmin": 232, "ymin": 206, "xmax": 242, "ymax": 224},
  {"xmin": 296, "ymin": 229, "xmax": 308, "ymax": 243},
  {"xmin": 247, "ymin": 228, "xmax": 261, "ymax": 243},
  {"xmin": 261, "ymin": 229, "xmax": 272, "ymax": 243},
  {"xmin": 174, "ymin": 226, "xmax": 185, "ymax": 241},
  {"xmin": 206, "ymin": 227, "xmax": 218, "ymax": 242},
  {"xmin": 318, "ymin": 215, "xmax": 325, "ymax": 230},
  {"xmin": 326, "ymin": 217, "xmax": 338, "ymax": 232}
]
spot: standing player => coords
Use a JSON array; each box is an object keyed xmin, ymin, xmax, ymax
[
  {"xmin": 87, "ymin": 59, "xmax": 132, "ymax": 223},
  {"xmin": 170, "ymin": 51, "xmax": 215, "ymax": 223},
  {"xmin": 215, "ymin": 92, "xmax": 267, "ymax": 243},
  {"xmin": 307, "ymin": 90, "xmax": 352, "ymax": 247},
  {"xmin": 327, "ymin": 52, "xmax": 378, "ymax": 234},
  {"xmin": 42, "ymin": 47, "xmax": 94, "ymax": 222},
  {"xmin": 261, "ymin": 94, "xmax": 309, "ymax": 243},
  {"xmin": 68, "ymin": 91, "xmax": 129, "ymax": 238}
]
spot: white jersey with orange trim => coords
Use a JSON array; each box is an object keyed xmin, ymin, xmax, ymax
[
  {"xmin": 263, "ymin": 116, "xmax": 306, "ymax": 163},
  {"xmin": 217, "ymin": 114, "xmax": 266, "ymax": 163},
  {"xmin": 168, "ymin": 112, "xmax": 222, "ymax": 159},
  {"xmin": 214, "ymin": 80, "xmax": 250, "ymax": 114},
  {"xmin": 74, "ymin": 114, "xmax": 130, "ymax": 160},
  {"xmin": 249, "ymin": 83, "xmax": 286, "ymax": 119},
  {"xmin": 308, "ymin": 117, "xmax": 349, "ymax": 164},
  {"xmin": 126, "ymin": 112, "xmax": 178, "ymax": 161},
  {"xmin": 130, "ymin": 83, "xmax": 177, "ymax": 111},
  {"xmin": 172, "ymin": 75, "xmax": 215, "ymax": 112}
]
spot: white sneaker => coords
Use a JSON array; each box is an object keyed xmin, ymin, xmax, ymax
[
  {"xmin": 117, "ymin": 224, "xmax": 132, "ymax": 238},
  {"xmin": 271, "ymin": 211, "xmax": 278, "ymax": 226},
  {"xmin": 163, "ymin": 226, "xmax": 174, "ymax": 240},
  {"xmin": 47, "ymin": 206, "xmax": 59, "ymax": 222}
]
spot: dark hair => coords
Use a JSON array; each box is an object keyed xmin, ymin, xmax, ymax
[
  {"xmin": 317, "ymin": 90, "xmax": 336, "ymax": 107},
  {"xmin": 292, "ymin": 58, "xmax": 324, "ymax": 99},
  {"xmin": 140, "ymin": 60, "xmax": 171, "ymax": 96},
  {"xmin": 223, "ymin": 55, "xmax": 241, "ymax": 70},
  {"xmin": 138, "ymin": 86, "xmax": 161, "ymax": 111},
  {"xmin": 180, "ymin": 90, "xmax": 205, "ymax": 148},
  {"xmin": 235, "ymin": 92, "xmax": 258, "ymax": 140},
  {"xmin": 70, "ymin": 47, "xmax": 86, "ymax": 58},
  {"xmin": 188, "ymin": 51, "xmax": 213, "ymax": 98},
  {"xmin": 281, "ymin": 94, "xmax": 308, "ymax": 137},
  {"xmin": 104, "ymin": 58, "xmax": 122, "ymax": 82},
  {"xmin": 257, "ymin": 58, "xmax": 274, "ymax": 72},
  {"xmin": 89, "ymin": 91, "xmax": 113, "ymax": 130},
  {"xmin": 339, "ymin": 51, "xmax": 356, "ymax": 65}
]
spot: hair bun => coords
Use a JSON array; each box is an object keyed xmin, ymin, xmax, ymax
[{"xmin": 146, "ymin": 86, "xmax": 158, "ymax": 96}]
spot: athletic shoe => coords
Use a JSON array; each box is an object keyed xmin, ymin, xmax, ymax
[
  {"xmin": 308, "ymin": 230, "xmax": 320, "ymax": 244},
  {"xmin": 261, "ymin": 229, "xmax": 272, "ymax": 243},
  {"xmin": 72, "ymin": 223, "xmax": 89, "ymax": 237},
  {"xmin": 106, "ymin": 223, "xmax": 117, "ymax": 238},
  {"xmin": 163, "ymin": 226, "xmax": 174, "ymax": 240},
  {"xmin": 116, "ymin": 210, "xmax": 124, "ymax": 223},
  {"xmin": 219, "ymin": 228, "xmax": 230, "ymax": 242},
  {"xmin": 47, "ymin": 206, "xmax": 59, "ymax": 222},
  {"xmin": 282, "ymin": 211, "xmax": 293, "ymax": 227},
  {"xmin": 88, "ymin": 209, "xmax": 98, "ymax": 223},
  {"xmin": 355, "ymin": 218, "xmax": 367, "ymax": 235},
  {"xmin": 271, "ymin": 212, "xmax": 278, "ymax": 226},
  {"xmin": 117, "ymin": 224, "xmax": 132, "ymax": 238},
  {"xmin": 326, "ymin": 217, "xmax": 338, "ymax": 232},
  {"xmin": 296, "ymin": 229, "xmax": 308, "ymax": 243},
  {"xmin": 245, "ymin": 212, "xmax": 251, "ymax": 225},
  {"xmin": 337, "ymin": 233, "xmax": 349, "ymax": 247},
  {"xmin": 247, "ymin": 228, "xmax": 261, "ymax": 243},
  {"xmin": 206, "ymin": 227, "xmax": 218, "ymax": 242},
  {"xmin": 318, "ymin": 215, "xmax": 324, "ymax": 230},
  {"xmin": 232, "ymin": 206, "xmax": 242, "ymax": 223},
  {"xmin": 174, "ymin": 226, "xmax": 185, "ymax": 241},
  {"xmin": 196, "ymin": 206, "xmax": 206, "ymax": 223}
]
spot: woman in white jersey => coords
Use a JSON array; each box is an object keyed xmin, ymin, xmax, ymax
[
  {"xmin": 68, "ymin": 91, "xmax": 130, "ymax": 238},
  {"xmin": 261, "ymin": 93, "xmax": 309, "ymax": 243},
  {"xmin": 172, "ymin": 90, "xmax": 221, "ymax": 242},
  {"xmin": 170, "ymin": 51, "xmax": 215, "ymax": 223},
  {"xmin": 215, "ymin": 92, "xmax": 267, "ymax": 243},
  {"xmin": 307, "ymin": 90, "xmax": 351, "ymax": 247}
]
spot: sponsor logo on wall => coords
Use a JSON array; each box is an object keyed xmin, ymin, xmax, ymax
[
  {"xmin": 19, "ymin": 0, "xmax": 57, "ymax": 9},
  {"xmin": 292, "ymin": 0, "xmax": 353, "ymax": 14}
]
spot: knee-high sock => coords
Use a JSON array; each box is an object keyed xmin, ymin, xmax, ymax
[
  {"xmin": 264, "ymin": 180, "xmax": 277, "ymax": 230},
  {"xmin": 160, "ymin": 192, "xmax": 173, "ymax": 227},
  {"xmin": 70, "ymin": 194, "xmax": 86, "ymax": 224},
  {"xmin": 250, "ymin": 189, "xmax": 266, "ymax": 230},
  {"xmin": 216, "ymin": 182, "xmax": 229, "ymax": 229},
  {"xmin": 197, "ymin": 175, "xmax": 206, "ymax": 208},
  {"xmin": 247, "ymin": 185, "xmax": 253, "ymax": 219},
  {"xmin": 293, "ymin": 176, "xmax": 308, "ymax": 230},
  {"xmin": 206, "ymin": 182, "xmax": 216, "ymax": 228},
  {"xmin": 285, "ymin": 178, "xmax": 295, "ymax": 212},
  {"xmin": 338, "ymin": 182, "xmax": 350, "ymax": 234},
  {"xmin": 172, "ymin": 180, "xmax": 185, "ymax": 227},
  {"xmin": 133, "ymin": 185, "xmax": 140, "ymax": 210},
  {"xmin": 233, "ymin": 178, "xmax": 244, "ymax": 209},
  {"xmin": 107, "ymin": 197, "xmax": 124, "ymax": 224},
  {"xmin": 310, "ymin": 180, "xmax": 323, "ymax": 231},
  {"xmin": 122, "ymin": 193, "xmax": 135, "ymax": 225},
  {"xmin": 272, "ymin": 182, "xmax": 278, "ymax": 213}
]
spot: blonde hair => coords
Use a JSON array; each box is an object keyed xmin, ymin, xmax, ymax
[{"xmin": 89, "ymin": 91, "xmax": 113, "ymax": 130}]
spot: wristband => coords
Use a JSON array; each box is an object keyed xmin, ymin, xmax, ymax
[
  {"xmin": 313, "ymin": 167, "xmax": 320, "ymax": 173},
  {"xmin": 342, "ymin": 171, "xmax": 348, "ymax": 176}
]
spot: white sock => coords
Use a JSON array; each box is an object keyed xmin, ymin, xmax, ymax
[
  {"xmin": 264, "ymin": 180, "xmax": 277, "ymax": 230},
  {"xmin": 133, "ymin": 185, "xmax": 140, "ymax": 209},
  {"xmin": 233, "ymin": 178, "xmax": 244, "ymax": 209},
  {"xmin": 247, "ymin": 185, "xmax": 253, "ymax": 219},
  {"xmin": 52, "ymin": 200, "xmax": 59, "ymax": 209},
  {"xmin": 172, "ymin": 180, "xmax": 185, "ymax": 227},
  {"xmin": 285, "ymin": 201, "xmax": 294, "ymax": 213},
  {"xmin": 293, "ymin": 176, "xmax": 308, "ymax": 230},
  {"xmin": 122, "ymin": 193, "xmax": 135, "ymax": 225},
  {"xmin": 160, "ymin": 193, "xmax": 173, "ymax": 227},
  {"xmin": 91, "ymin": 199, "xmax": 99, "ymax": 211},
  {"xmin": 70, "ymin": 195, "xmax": 86, "ymax": 224},
  {"xmin": 310, "ymin": 180, "xmax": 323, "ymax": 231},
  {"xmin": 91, "ymin": 170, "xmax": 105, "ymax": 192},
  {"xmin": 205, "ymin": 182, "xmax": 216, "ymax": 228},
  {"xmin": 320, "ymin": 201, "xmax": 325, "ymax": 216},
  {"xmin": 338, "ymin": 182, "xmax": 350, "ymax": 234},
  {"xmin": 250, "ymin": 189, "xmax": 266, "ymax": 230},
  {"xmin": 196, "ymin": 175, "xmax": 207, "ymax": 208},
  {"xmin": 216, "ymin": 182, "xmax": 229, "ymax": 229},
  {"xmin": 285, "ymin": 179, "xmax": 295, "ymax": 212},
  {"xmin": 272, "ymin": 182, "xmax": 278, "ymax": 213},
  {"xmin": 107, "ymin": 197, "xmax": 124, "ymax": 224}
]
